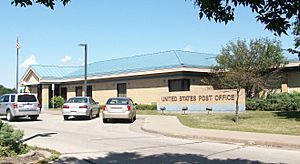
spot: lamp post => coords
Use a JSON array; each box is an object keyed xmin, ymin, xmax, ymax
[{"xmin": 78, "ymin": 44, "xmax": 87, "ymax": 97}]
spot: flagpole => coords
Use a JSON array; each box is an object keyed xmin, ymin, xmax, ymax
[{"xmin": 16, "ymin": 38, "xmax": 19, "ymax": 93}]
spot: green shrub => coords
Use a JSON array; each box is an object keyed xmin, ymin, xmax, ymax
[
  {"xmin": 135, "ymin": 104, "xmax": 157, "ymax": 110},
  {"xmin": 246, "ymin": 92, "xmax": 300, "ymax": 111},
  {"xmin": 290, "ymin": 92, "xmax": 300, "ymax": 110},
  {"xmin": 266, "ymin": 93, "xmax": 296, "ymax": 111},
  {"xmin": 50, "ymin": 96, "xmax": 65, "ymax": 108},
  {"xmin": 0, "ymin": 120, "xmax": 27, "ymax": 157}
]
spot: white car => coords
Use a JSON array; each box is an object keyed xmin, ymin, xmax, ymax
[
  {"xmin": 62, "ymin": 97, "xmax": 100, "ymax": 120},
  {"xmin": 102, "ymin": 97, "xmax": 136, "ymax": 123},
  {"xmin": 0, "ymin": 93, "xmax": 40, "ymax": 121}
]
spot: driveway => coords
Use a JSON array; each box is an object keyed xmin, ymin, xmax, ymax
[{"xmin": 4, "ymin": 113, "xmax": 300, "ymax": 164}]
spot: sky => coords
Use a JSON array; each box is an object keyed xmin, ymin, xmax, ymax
[{"xmin": 0, "ymin": 0, "xmax": 296, "ymax": 88}]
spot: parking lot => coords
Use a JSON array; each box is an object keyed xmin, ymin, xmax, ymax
[{"xmin": 2, "ymin": 112, "xmax": 300, "ymax": 163}]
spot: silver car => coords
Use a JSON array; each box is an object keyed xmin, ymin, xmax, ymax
[
  {"xmin": 102, "ymin": 97, "xmax": 136, "ymax": 123},
  {"xmin": 62, "ymin": 97, "xmax": 100, "ymax": 120},
  {"xmin": 0, "ymin": 93, "xmax": 40, "ymax": 121}
]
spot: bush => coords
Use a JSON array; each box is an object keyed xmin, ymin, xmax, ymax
[
  {"xmin": 0, "ymin": 120, "xmax": 27, "ymax": 157},
  {"xmin": 50, "ymin": 96, "xmax": 65, "ymax": 108},
  {"xmin": 290, "ymin": 92, "xmax": 300, "ymax": 110},
  {"xmin": 246, "ymin": 92, "xmax": 300, "ymax": 111},
  {"xmin": 135, "ymin": 104, "xmax": 157, "ymax": 110},
  {"xmin": 266, "ymin": 93, "xmax": 296, "ymax": 111}
]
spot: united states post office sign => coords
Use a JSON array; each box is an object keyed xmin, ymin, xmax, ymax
[{"xmin": 157, "ymin": 89, "xmax": 245, "ymax": 112}]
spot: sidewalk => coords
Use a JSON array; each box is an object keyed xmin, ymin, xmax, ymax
[{"xmin": 140, "ymin": 115, "xmax": 300, "ymax": 149}]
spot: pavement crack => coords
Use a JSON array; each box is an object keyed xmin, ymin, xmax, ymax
[
  {"xmin": 206, "ymin": 146, "xmax": 244, "ymax": 157},
  {"xmin": 128, "ymin": 141, "xmax": 205, "ymax": 151}
]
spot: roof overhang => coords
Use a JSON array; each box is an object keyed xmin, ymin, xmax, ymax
[
  {"xmin": 20, "ymin": 67, "xmax": 42, "ymax": 86},
  {"xmin": 38, "ymin": 66, "xmax": 211, "ymax": 83}
]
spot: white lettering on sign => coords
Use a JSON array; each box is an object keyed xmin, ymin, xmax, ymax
[{"xmin": 161, "ymin": 94, "xmax": 235, "ymax": 102}]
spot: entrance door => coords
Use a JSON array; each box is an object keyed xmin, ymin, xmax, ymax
[
  {"xmin": 87, "ymin": 86, "xmax": 92, "ymax": 98},
  {"xmin": 117, "ymin": 83, "xmax": 127, "ymax": 97},
  {"xmin": 60, "ymin": 87, "xmax": 67, "ymax": 101},
  {"xmin": 75, "ymin": 86, "xmax": 82, "ymax": 97}
]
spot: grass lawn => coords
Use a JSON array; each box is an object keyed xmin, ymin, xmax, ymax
[
  {"xmin": 137, "ymin": 110, "xmax": 300, "ymax": 135},
  {"xmin": 176, "ymin": 111, "xmax": 300, "ymax": 136}
]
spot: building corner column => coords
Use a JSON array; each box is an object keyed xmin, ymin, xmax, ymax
[{"xmin": 42, "ymin": 84, "xmax": 49, "ymax": 109}]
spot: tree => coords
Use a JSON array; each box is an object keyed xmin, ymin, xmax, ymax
[
  {"xmin": 193, "ymin": 0, "xmax": 300, "ymax": 36},
  {"xmin": 210, "ymin": 38, "xmax": 286, "ymax": 122},
  {"xmin": 0, "ymin": 85, "xmax": 16, "ymax": 96},
  {"xmin": 288, "ymin": 18, "xmax": 300, "ymax": 59},
  {"xmin": 11, "ymin": 0, "xmax": 70, "ymax": 9}
]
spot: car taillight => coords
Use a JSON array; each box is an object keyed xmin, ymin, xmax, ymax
[
  {"xmin": 102, "ymin": 105, "xmax": 106, "ymax": 111},
  {"xmin": 13, "ymin": 103, "xmax": 18, "ymax": 109},
  {"xmin": 62, "ymin": 105, "xmax": 69, "ymax": 108},
  {"xmin": 79, "ymin": 105, "xmax": 88, "ymax": 108},
  {"xmin": 127, "ymin": 105, "xmax": 131, "ymax": 111}
]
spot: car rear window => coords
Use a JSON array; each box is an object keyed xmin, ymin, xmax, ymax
[
  {"xmin": 106, "ymin": 98, "xmax": 128, "ymax": 105},
  {"xmin": 67, "ymin": 98, "xmax": 88, "ymax": 103},
  {"xmin": 18, "ymin": 95, "xmax": 37, "ymax": 102}
]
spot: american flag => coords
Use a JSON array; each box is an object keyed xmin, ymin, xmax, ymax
[{"xmin": 16, "ymin": 38, "xmax": 20, "ymax": 49}]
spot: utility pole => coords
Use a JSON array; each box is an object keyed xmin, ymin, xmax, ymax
[
  {"xmin": 16, "ymin": 38, "xmax": 20, "ymax": 93},
  {"xmin": 79, "ymin": 44, "xmax": 88, "ymax": 97}
]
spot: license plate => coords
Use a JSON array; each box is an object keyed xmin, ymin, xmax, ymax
[
  {"xmin": 24, "ymin": 105, "xmax": 33, "ymax": 108},
  {"xmin": 109, "ymin": 109, "xmax": 123, "ymax": 113}
]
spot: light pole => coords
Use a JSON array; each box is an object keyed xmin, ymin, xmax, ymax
[
  {"xmin": 78, "ymin": 44, "xmax": 87, "ymax": 97},
  {"xmin": 16, "ymin": 38, "xmax": 20, "ymax": 93}
]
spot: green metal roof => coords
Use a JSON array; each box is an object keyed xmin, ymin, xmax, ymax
[{"xmin": 28, "ymin": 50, "xmax": 216, "ymax": 80}]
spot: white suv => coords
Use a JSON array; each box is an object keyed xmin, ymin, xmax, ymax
[{"xmin": 0, "ymin": 93, "xmax": 41, "ymax": 121}]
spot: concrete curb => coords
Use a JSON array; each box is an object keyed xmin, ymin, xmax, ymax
[{"xmin": 140, "ymin": 115, "xmax": 300, "ymax": 150}]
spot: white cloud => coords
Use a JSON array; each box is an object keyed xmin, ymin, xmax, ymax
[
  {"xmin": 182, "ymin": 45, "xmax": 194, "ymax": 52},
  {"xmin": 21, "ymin": 55, "xmax": 38, "ymax": 68},
  {"xmin": 61, "ymin": 56, "xmax": 72, "ymax": 63}
]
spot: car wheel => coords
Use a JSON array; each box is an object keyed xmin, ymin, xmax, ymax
[
  {"xmin": 130, "ymin": 116, "xmax": 134, "ymax": 123},
  {"xmin": 96, "ymin": 110, "xmax": 100, "ymax": 117},
  {"xmin": 63, "ymin": 115, "xmax": 69, "ymax": 120},
  {"xmin": 30, "ymin": 115, "xmax": 38, "ymax": 121},
  {"xmin": 6, "ymin": 110, "xmax": 14, "ymax": 122},
  {"xmin": 88, "ymin": 111, "xmax": 93, "ymax": 120}
]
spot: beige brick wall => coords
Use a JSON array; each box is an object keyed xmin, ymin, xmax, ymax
[
  {"xmin": 93, "ymin": 83, "xmax": 117, "ymax": 104},
  {"xmin": 288, "ymin": 71, "xmax": 300, "ymax": 92},
  {"xmin": 66, "ymin": 85, "xmax": 76, "ymax": 99},
  {"xmin": 61, "ymin": 75, "xmax": 214, "ymax": 105},
  {"xmin": 25, "ymin": 71, "xmax": 39, "ymax": 84}
]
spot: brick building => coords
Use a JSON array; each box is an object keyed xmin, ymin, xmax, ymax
[{"xmin": 20, "ymin": 50, "xmax": 216, "ymax": 109}]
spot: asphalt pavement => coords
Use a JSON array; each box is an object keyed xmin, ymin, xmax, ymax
[{"xmin": 44, "ymin": 110, "xmax": 300, "ymax": 149}]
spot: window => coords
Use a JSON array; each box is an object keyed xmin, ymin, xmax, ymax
[
  {"xmin": 75, "ymin": 86, "xmax": 82, "ymax": 97},
  {"xmin": 90, "ymin": 98, "xmax": 96, "ymax": 104},
  {"xmin": 117, "ymin": 83, "xmax": 127, "ymax": 97},
  {"xmin": 18, "ymin": 95, "xmax": 37, "ymax": 102},
  {"xmin": 106, "ymin": 98, "xmax": 129, "ymax": 105},
  {"xmin": 168, "ymin": 79, "xmax": 190, "ymax": 92},
  {"xmin": 3, "ymin": 95, "xmax": 9, "ymax": 102},
  {"xmin": 0, "ymin": 95, "xmax": 9, "ymax": 102},
  {"xmin": 67, "ymin": 97, "xmax": 87, "ymax": 103},
  {"xmin": 87, "ymin": 86, "xmax": 92, "ymax": 98},
  {"xmin": 10, "ymin": 95, "xmax": 15, "ymax": 102}
]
